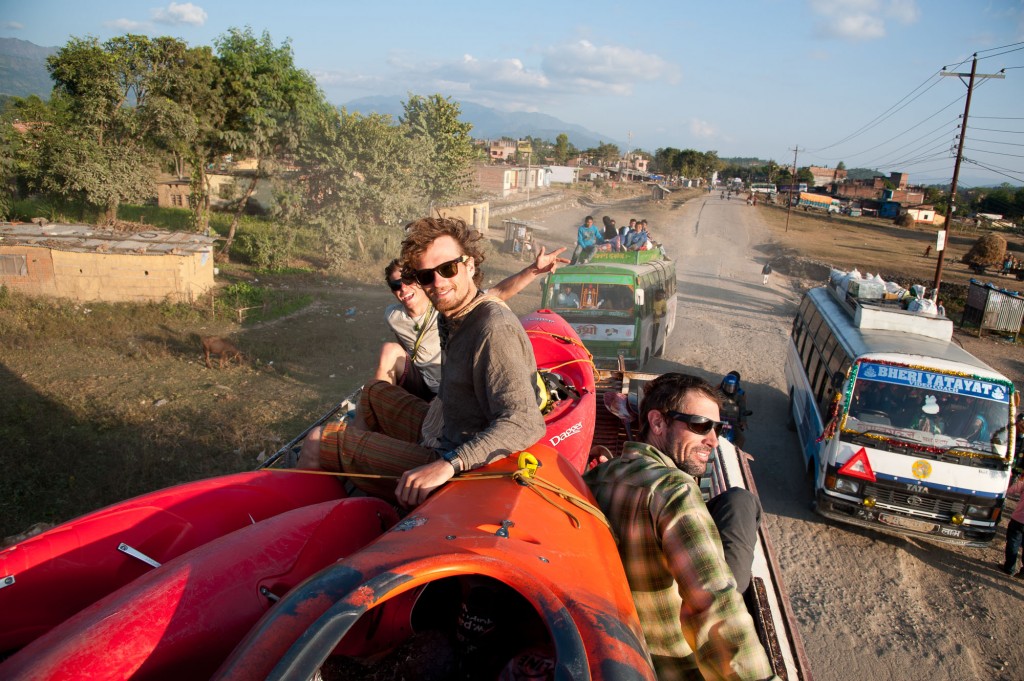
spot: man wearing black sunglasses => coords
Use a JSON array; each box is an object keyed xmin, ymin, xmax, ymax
[
  {"xmin": 373, "ymin": 246, "xmax": 565, "ymax": 403},
  {"xmin": 585, "ymin": 373, "xmax": 772, "ymax": 681},
  {"xmin": 301, "ymin": 217, "xmax": 553, "ymax": 508}
]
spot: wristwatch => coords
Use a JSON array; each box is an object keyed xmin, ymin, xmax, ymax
[{"xmin": 440, "ymin": 449, "xmax": 464, "ymax": 474}]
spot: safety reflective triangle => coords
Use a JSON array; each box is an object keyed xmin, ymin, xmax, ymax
[{"xmin": 838, "ymin": 446, "xmax": 876, "ymax": 482}]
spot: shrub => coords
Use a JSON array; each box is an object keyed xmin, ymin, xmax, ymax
[{"xmin": 232, "ymin": 226, "xmax": 296, "ymax": 271}]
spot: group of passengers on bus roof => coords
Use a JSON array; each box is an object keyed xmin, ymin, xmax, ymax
[
  {"xmin": 847, "ymin": 379, "xmax": 1009, "ymax": 451},
  {"xmin": 571, "ymin": 215, "xmax": 657, "ymax": 264}
]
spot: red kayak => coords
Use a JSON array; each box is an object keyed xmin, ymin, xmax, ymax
[
  {"xmin": 524, "ymin": 309, "xmax": 598, "ymax": 474},
  {"xmin": 0, "ymin": 470, "xmax": 346, "ymax": 656},
  {"xmin": 0, "ymin": 497, "xmax": 397, "ymax": 680}
]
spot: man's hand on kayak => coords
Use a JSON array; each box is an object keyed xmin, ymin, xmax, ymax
[{"xmin": 396, "ymin": 458, "xmax": 455, "ymax": 507}]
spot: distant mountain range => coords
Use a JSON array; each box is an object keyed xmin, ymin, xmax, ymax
[
  {"xmin": 0, "ymin": 38, "xmax": 57, "ymax": 97},
  {"xmin": 343, "ymin": 95, "xmax": 619, "ymax": 150}
]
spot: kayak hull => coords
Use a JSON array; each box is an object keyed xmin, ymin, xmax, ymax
[
  {"xmin": 0, "ymin": 470, "xmax": 345, "ymax": 655},
  {"xmin": 0, "ymin": 496, "xmax": 397, "ymax": 680},
  {"xmin": 525, "ymin": 310, "xmax": 598, "ymax": 474}
]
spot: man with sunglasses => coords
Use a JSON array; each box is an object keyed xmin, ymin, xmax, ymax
[
  {"xmin": 376, "ymin": 245, "xmax": 566, "ymax": 402},
  {"xmin": 585, "ymin": 373, "xmax": 772, "ymax": 681},
  {"xmin": 301, "ymin": 217, "xmax": 550, "ymax": 508}
]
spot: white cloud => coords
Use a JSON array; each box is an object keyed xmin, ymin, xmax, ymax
[
  {"xmin": 689, "ymin": 119, "xmax": 718, "ymax": 140},
  {"xmin": 542, "ymin": 40, "xmax": 680, "ymax": 95},
  {"xmin": 152, "ymin": 2, "xmax": 207, "ymax": 26},
  {"xmin": 329, "ymin": 39, "xmax": 679, "ymax": 109},
  {"xmin": 104, "ymin": 18, "xmax": 151, "ymax": 31},
  {"xmin": 808, "ymin": 0, "xmax": 920, "ymax": 41},
  {"xmin": 2, "ymin": 21, "xmax": 24, "ymax": 30}
]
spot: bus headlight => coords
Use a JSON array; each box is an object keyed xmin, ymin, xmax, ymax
[
  {"xmin": 966, "ymin": 505, "xmax": 993, "ymax": 520},
  {"xmin": 833, "ymin": 478, "xmax": 860, "ymax": 495},
  {"xmin": 951, "ymin": 514, "xmax": 965, "ymax": 525},
  {"xmin": 863, "ymin": 497, "xmax": 876, "ymax": 508}
]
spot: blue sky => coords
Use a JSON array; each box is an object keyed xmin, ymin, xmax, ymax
[{"xmin": 3, "ymin": 0, "xmax": 1023, "ymax": 186}]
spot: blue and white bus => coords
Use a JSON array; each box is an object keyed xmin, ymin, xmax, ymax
[{"xmin": 785, "ymin": 280, "xmax": 1018, "ymax": 546}]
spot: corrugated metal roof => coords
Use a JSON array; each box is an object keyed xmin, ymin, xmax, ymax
[{"xmin": 0, "ymin": 224, "xmax": 217, "ymax": 256}]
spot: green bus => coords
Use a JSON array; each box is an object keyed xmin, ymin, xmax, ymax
[{"xmin": 541, "ymin": 249, "xmax": 677, "ymax": 369}]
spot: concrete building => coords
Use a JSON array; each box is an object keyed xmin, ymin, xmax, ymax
[
  {"xmin": 157, "ymin": 179, "xmax": 191, "ymax": 209},
  {"xmin": 435, "ymin": 202, "xmax": 490, "ymax": 231},
  {"xmin": 808, "ymin": 165, "xmax": 848, "ymax": 187},
  {"xmin": 488, "ymin": 139, "xmax": 517, "ymax": 162},
  {"xmin": 0, "ymin": 224, "xmax": 216, "ymax": 303}
]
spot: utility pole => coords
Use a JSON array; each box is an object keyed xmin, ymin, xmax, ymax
[
  {"xmin": 932, "ymin": 54, "xmax": 1004, "ymax": 296},
  {"xmin": 784, "ymin": 146, "xmax": 803, "ymax": 233}
]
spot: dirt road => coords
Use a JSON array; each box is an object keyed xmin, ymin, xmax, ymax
[{"xmin": 522, "ymin": 192, "xmax": 1022, "ymax": 681}]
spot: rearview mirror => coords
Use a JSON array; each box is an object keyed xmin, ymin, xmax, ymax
[{"xmin": 635, "ymin": 289, "xmax": 645, "ymax": 306}]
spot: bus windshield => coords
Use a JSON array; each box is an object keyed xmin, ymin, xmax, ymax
[
  {"xmin": 548, "ymin": 283, "xmax": 634, "ymax": 313},
  {"xmin": 842, "ymin": 362, "xmax": 1012, "ymax": 459}
]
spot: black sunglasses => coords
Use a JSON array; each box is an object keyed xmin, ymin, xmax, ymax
[
  {"xmin": 665, "ymin": 411, "xmax": 726, "ymax": 437},
  {"xmin": 387, "ymin": 277, "xmax": 412, "ymax": 292},
  {"xmin": 410, "ymin": 255, "xmax": 469, "ymax": 286}
]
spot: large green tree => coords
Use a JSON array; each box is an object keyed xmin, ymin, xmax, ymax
[
  {"xmin": 553, "ymin": 133, "xmax": 575, "ymax": 165},
  {"xmin": 298, "ymin": 106, "xmax": 428, "ymax": 266},
  {"xmin": 400, "ymin": 93, "xmax": 474, "ymax": 205},
  {"xmin": 213, "ymin": 28, "xmax": 324, "ymax": 256},
  {"xmin": 31, "ymin": 35, "xmax": 194, "ymax": 222}
]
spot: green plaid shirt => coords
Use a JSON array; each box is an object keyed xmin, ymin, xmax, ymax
[{"xmin": 584, "ymin": 442, "xmax": 774, "ymax": 681}]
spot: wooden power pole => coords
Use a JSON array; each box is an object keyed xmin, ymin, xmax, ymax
[{"xmin": 932, "ymin": 54, "xmax": 1004, "ymax": 296}]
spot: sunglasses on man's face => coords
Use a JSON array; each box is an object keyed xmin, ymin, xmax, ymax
[
  {"xmin": 387, "ymin": 277, "xmax": 412, "ymax": 292},
  {"xmin": 665, "ymin": 411, "xmax": 726, "ymax": 437},
  {"xmin": 410, "ymin": 255, "xmax": 469, "ymax": 286}
]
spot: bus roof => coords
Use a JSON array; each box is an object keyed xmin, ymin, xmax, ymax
[
  {"xmin": 550, "ymin": 256, "xmax": 675, "ymax": 279},
  {"xmin": 808, "ymin": 287, "xmax": 1004, "ymax": 378}
]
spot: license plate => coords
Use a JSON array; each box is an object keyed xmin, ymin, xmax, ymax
[{"xmin": 879, "ymin": 513, "xmax": 936, "ymax": 534}]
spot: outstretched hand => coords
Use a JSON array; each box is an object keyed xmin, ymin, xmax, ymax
[{"xmin": 533, "ymin": 246, "xmax": 569, "ymax": 274}]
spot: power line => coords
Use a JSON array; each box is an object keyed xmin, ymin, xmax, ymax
[
  {"xmin": 963, "ymin": 146, "xmax": 1024, "ymax": 159},
  {"xmin": 970, "ymin": 116, "xmax": 1024, "ymax": 120},
  {"xmin": 977, "ymin": 45, "xmax": 1024, "ymax": 60},
  {"xmin": 833, "ymin": 95, "xmax": 965, "ymax": 161},
  {"xmin": 858, "ymin": 120, "xmax": 958, "ymax": 168},
  {"xmin": 977, "ymin": 41, "xmax": 1024, "ymax": 54},
  {"xmin": 809, "ymin": 71, "xmax": 943, "ymax": 153},
  {"xmin": 969, "ymin": 137, "xmax": 1024, "ymax": 148},
  {"xmin": 968, "ymin": 126, "xmax": 1024, "ymax": 134},
  {"xmin": 962, "ymin": 159, "xmax": 1024, "ymax": 192}
]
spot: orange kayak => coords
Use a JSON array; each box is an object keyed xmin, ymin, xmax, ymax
[{"xmin": 215, "ymin": 443, "xmax": 654, "ymax": 680}]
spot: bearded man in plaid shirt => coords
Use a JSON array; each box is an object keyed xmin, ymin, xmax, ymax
[{"xmin": 585, "ymin": 373, "xmax": 775, "ymax": 681}]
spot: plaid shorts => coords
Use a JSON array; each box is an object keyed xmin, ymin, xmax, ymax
[{"xmin": 319, "ymin": 380, "xmax": 437, "ymax": 501}]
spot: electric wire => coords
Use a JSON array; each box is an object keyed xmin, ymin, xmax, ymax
[
  {"xmin": 808, "ymin": 71, "xmax": 944, "ymax": 153},
  {"xmin": 963, "ymin": 146, "xmax": 1024, "ymax": 159}
]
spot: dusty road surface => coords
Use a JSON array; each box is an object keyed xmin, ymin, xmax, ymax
[{"xmin": 522, "ymin": 193, "xmax": 1023, "ymax": 681}]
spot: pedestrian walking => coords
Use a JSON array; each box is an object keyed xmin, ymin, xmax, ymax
[{"xmin": 761, "ymin": 262, "xmax": 772, "ymax": 285}]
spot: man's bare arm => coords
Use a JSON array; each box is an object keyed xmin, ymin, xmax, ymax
[{"xmin": 490, "ymin": 246, "xmax": 569, "ymax": 302}]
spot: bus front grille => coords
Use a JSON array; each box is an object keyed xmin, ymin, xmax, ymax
[{"xmin": 863, "ymin": 484, "xmax": 966, "ymax": 516}]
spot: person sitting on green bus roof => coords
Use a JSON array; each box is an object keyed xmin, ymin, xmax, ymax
[{"xmin": 571, "ymin": 215, "xmax": 603, "ymax": 264}]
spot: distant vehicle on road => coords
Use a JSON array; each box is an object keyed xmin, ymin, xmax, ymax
[{"xmin": 749, "ymin": 182, "xmax": 777, "ymax": 195}]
